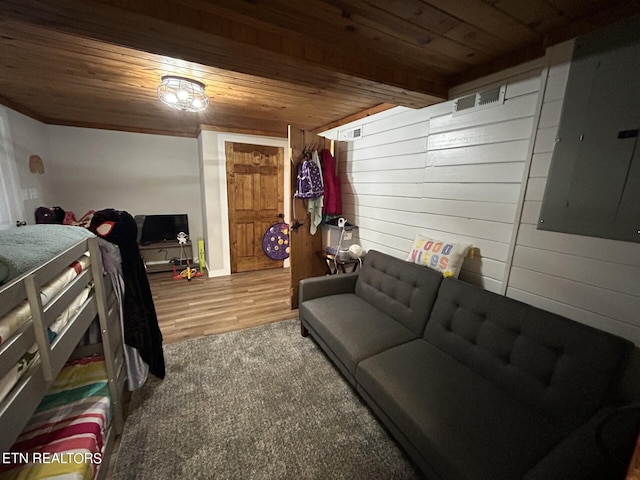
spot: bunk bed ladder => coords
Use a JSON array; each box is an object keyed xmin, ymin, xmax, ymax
[
  {"xmin": 89, "ymin": 237, "xmax": 125, "ymax": 435},
  {"xmin": 25, "ymin": 275, "xmax": 54, "ymax": 382}
]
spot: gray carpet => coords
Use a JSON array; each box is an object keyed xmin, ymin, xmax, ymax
[{"xmin": 113, "ymin": 319, "xmax": 423, "ymax": 479}]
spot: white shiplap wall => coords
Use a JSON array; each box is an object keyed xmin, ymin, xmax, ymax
[
  {"xmin": 334, "ymin": 64, "xmax": 544, "ymax": 293},
  {"xmin": 506, "ymin": 42, "xmax": 640, "ymax": 345},
  {"xmin": 326, "ymin": 40, "xmax": 640, "ymax": 346}
]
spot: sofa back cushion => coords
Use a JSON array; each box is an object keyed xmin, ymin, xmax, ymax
[
  {"xmin": 424, "ymin": 278, "xmax": 632, "ymax": 432},
  {"xmin": 355, "ymin": 250, "xmax": 443, "ymax": 337}
]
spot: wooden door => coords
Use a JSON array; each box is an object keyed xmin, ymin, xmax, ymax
[{"xmin": 226, "ymin": 142, "xmax": 285, "ymax": 273}]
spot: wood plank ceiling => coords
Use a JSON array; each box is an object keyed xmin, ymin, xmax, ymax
[{"xmin": 0, "ymin": 0, "xmax": 638, "ymax": 138}]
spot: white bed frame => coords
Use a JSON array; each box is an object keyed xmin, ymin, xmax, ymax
[{"xmin": 0, "ymin": 236, "xmax": 125, "ymax": 478}]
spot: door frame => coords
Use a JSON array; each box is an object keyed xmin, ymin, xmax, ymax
[{"xmin": 199, "ymin": 131, "xmax": 290, "ymax": 278}]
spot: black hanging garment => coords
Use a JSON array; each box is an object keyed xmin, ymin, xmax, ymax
[{"xmin": 89, "ymin": 209, "xmax": 166, "ymax": 379}]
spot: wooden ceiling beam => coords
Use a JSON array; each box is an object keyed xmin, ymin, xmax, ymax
[
  {"xmin": 3, "ymin": 0, "xmax": 636, "ymax": 138},
  {"xmin": 310, "ymin": 103, "xmax": 395, "ymax": 135},
  {"xmin": 199, "ymin": 124, "xmax": 288, "ymax": 139},
  {"xmin": 0, "ymin": 0, "xmax": 448, "ymax": 108},
  {"xmin": 44, "ymin": 118, "xmax": 201, "ymax": 138},
  {"xmin": 0, "ymin": 93, "xmax": 49, "ymax": 124}
]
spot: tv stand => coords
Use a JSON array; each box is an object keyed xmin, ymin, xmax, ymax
[{"xmin": 139, "ymin": 240, "xmax": 192, "ymax": 273}]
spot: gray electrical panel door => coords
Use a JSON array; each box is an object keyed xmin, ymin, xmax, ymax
[{"xmin": 538, "ymin": 16, "xmax": 640, "ymax": 243}]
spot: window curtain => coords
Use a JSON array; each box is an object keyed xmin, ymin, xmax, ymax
[{"xmin": 0, "ymin": 108, "xmax": 25, "ymax": 230}]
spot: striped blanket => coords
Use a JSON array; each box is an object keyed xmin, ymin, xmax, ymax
[{"xmin": 0, "ymin": 356, "xmax": 111, "ymax": 480}]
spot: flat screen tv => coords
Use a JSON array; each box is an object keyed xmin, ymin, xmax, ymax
[{"xmin": 137, "ymin": 214, "xmax": 189, "ymax": 245}]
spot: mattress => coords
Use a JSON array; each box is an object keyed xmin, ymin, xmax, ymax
[
  {"xmin": 0, "ymin": 225, "xmax": 95, "ymax": 286},
  {"xmin": 0, "ymin": 356, "xmax": 111, "ymax": 480}
]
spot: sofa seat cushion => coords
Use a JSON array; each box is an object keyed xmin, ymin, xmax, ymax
[
  {"xmin": 356, "ymin": 339, "xmax": 564, "ymax": 480},
  {"xmin": 300, "ymin": 293, "xmax": 417, "ymax": 378}
]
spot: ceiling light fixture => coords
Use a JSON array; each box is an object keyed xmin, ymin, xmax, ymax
[{"xmin": 157, "ymin": 75, "xmax": 209, "ymax": 112}]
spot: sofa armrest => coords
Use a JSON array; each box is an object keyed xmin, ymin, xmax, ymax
[
  {"xmin": 524, "ymin": 405, "xmax": 640, "ymax": 480},
  {"xmin": 299, "ymin": 272, "xmax": 359, "ymax": 303}
]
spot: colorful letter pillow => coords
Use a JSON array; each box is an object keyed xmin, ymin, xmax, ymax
[{"xmin": 406, "ymin": 234, "xmax": 471, "ymax": 278}]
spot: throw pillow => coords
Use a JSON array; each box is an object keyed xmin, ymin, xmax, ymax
[{"xmin": 406, "ymin": 233, "xmax": 471, "ymax": 278}]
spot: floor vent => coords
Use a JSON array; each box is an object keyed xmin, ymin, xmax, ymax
[{"xmin": 453, "ymin": 85, "xmax": 506, "ymax": 115}]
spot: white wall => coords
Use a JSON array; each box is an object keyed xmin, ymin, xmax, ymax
[
  {"xmin": 324, "ymin": 41, "xmax": 640, "ymax": 346},
  {"xmin": 1, "ymin": 106, "xmax": 53, "ymax": 222},
  {"xmin": 1, "ymin": 107, "xmax": 290, "ymax": 278},
  {"xmin": 45, "ymin": 126, "xmax": 202, "ymax": 257},
  {"xmin": 198, "ymin": 131, "xmax": 289, "ymax": 277},
  {"xmin": 506, "ymin": 42, "xmax": 640, "ymax": 345},
  {"xmin": 330, "ymin": 61, "xmax": 544, "ymax": 294}
]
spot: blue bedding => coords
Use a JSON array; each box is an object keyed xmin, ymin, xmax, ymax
[{"xmin": 0, "ymin": 225, "xmax": 94, "ymax": 285}]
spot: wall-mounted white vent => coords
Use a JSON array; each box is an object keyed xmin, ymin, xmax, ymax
[
  {"xmin": 338, "ymin": 125, "xmax": 364, "ymax": 141},
  {"xmin": 453, "ymin": 85, "xmax": 506, "ymax": 115}
]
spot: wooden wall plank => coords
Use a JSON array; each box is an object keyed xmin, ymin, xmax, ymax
[
  {"xmin": 342, "ymin": 182, "xmax": 424, "ymax": 198},
  {"xmin": 523, "ymin": 177, "xmax": 547, "ymax": 202},
  {"xmin": 508, "ymin": 266, "xmax": 639, "ymax": 325},
  {"xmin": 347, "ymin": 169, "xmax": 424, "ymax": 184},
  {"xmin": 538, "ymin": 99, "xmax": 563, "ymax": 128},
  {"xmin": 343, "ymin": 193, "xmax": 424, "ymax": 212},
  {"xmin": 288, "ymin": 127, "xmax": 332, "ymax": 308},
  {"xmin": 420, "ymin": 198, "xmax": 517, "ymax": 224},
  {"xmin": 426, "ymin": 140, "xmax": 530, "ymax": 166},
  {"xmin": 520, "ymin": 201, "xmax": 542, "ymax": 225},
  {"xmin": 343, "ymin": 138, "xmax": 428, "ymax": 162},
  {"xmin": 423, "ymin": 162, "xmax": 525, "ymax": 184},
  {"xmin": 342, "ymin": 121, "xmax": 429, "ymax": 150},
  {"xmin": 513, "ymin": 245, "xmax": 640, "ymax": 297},
  {"xmin": 507, "ymin": 287, "xmax": 640, "ymax": 345},
  {"xmin": 346, "ymin": 205, "xmax": 513, "ymax": 242},
  {"xmin": 516, "ymin": 224, "xmax": 640, "ymax": 268},
  {"xmin": 429, "ymin": 92, "xmax": 538, "ymax": 135},
  {"xmin": 342, "ymin": 153, "xmax": 426, "ymax": 173},
  {"xmin": 529, "ymin": 153, "xmax": 552, "ymax": 178},
  {"xmin": 421, "ymin": 182, "xmax": 521, "ymax": 203},
  {"xmin": 504, "ymin": 69, "xmax": 545, "ymax": 98},
  {"xmin": 428, "ymin": 117, "xmax": 534, "ymax": 150},
  {"xmin": 543, "ymin": 70, "xmax": 570, "ymax": 102},
  {"xmin": 335, "ymin": 63, "xmax": 541, "ymax": 291}
]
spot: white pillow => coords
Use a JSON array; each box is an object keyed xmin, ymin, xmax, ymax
[{"xmin": 406, "ymin": 234, "xmax": 471, "ymax": 278}]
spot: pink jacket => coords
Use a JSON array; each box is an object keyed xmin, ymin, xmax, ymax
[{"xmin": 320, "ymin": 148, "xmax": 342, "ymax": 215}]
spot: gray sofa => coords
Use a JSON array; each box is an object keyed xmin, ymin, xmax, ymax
[{"xmin": 299, "ymin": 249, "xmax": 639, "ymax": 480}]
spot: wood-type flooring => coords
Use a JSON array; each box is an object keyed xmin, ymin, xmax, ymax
[{"xmin": 149, "ymin": 266, "xmax": 297, "ymax": 344}]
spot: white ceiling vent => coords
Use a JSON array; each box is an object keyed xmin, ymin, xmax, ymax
[
  {"xmin": 338, "ymin": 125, "xmax": 364, "ymax": 141},
  {"xmin": 453, "ymin": 85, "xmax": 506, "ymax": 115}
]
